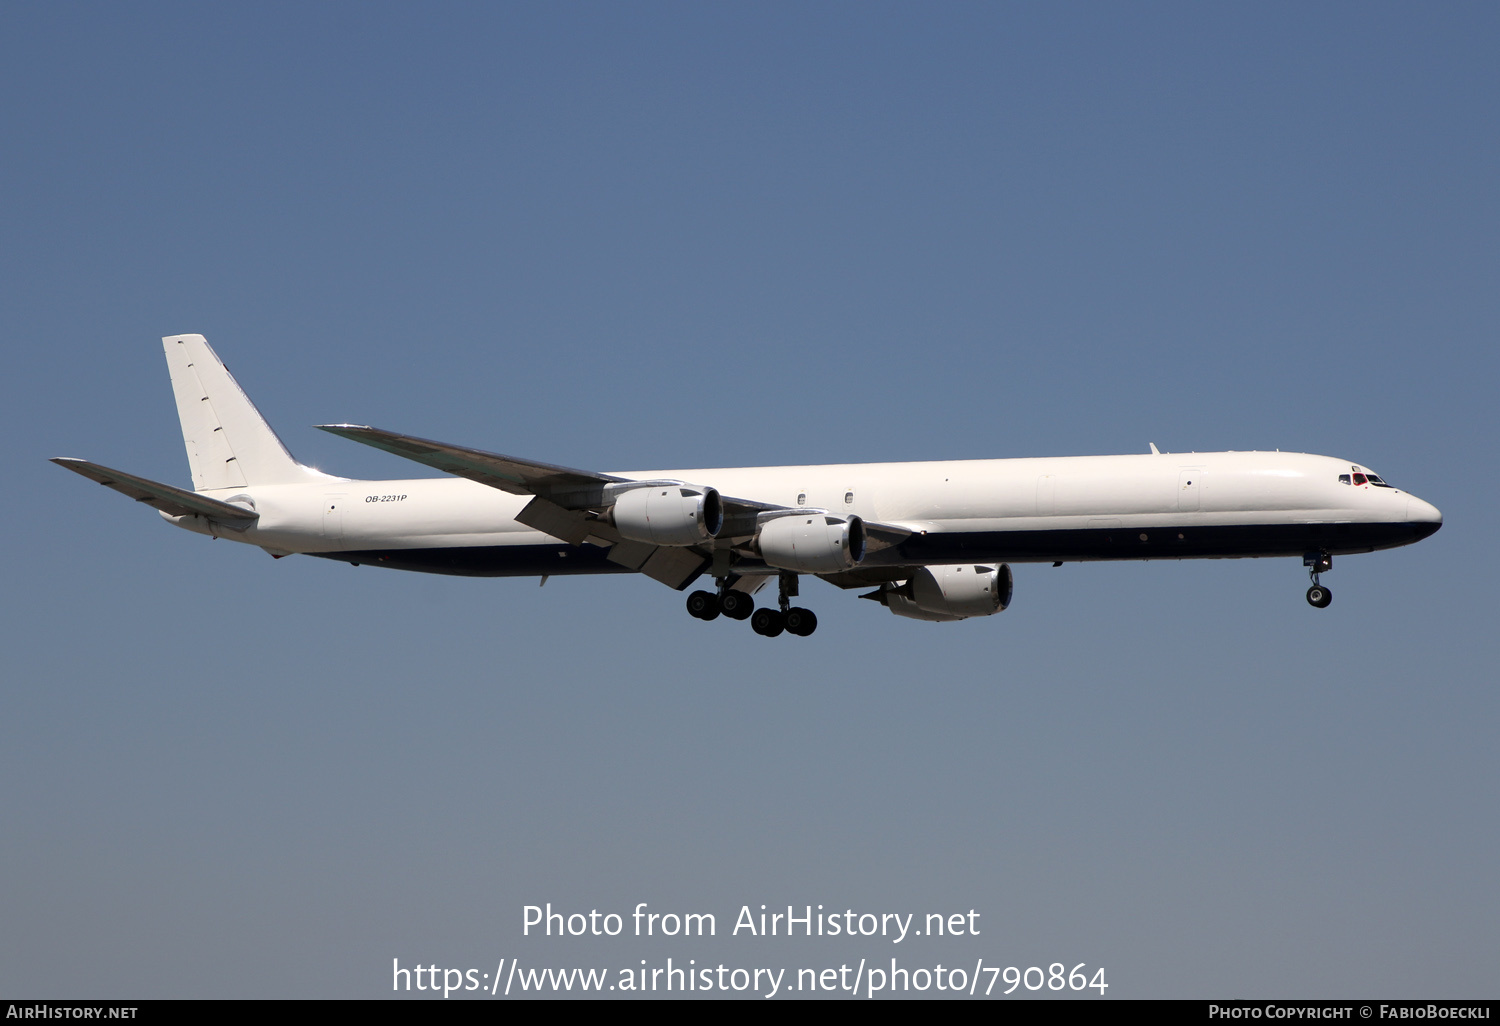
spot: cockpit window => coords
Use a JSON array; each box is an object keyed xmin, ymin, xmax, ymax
[
  {"xmin": 1344, "ymin": 474, "xmax": 1398, "ymax": 489},
  {"xmin": 1343, "ymin": 471, "xmax": 1396, "ymax": 488}
]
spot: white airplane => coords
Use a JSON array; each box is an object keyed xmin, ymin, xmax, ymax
[{"xmin": 54, "ymin": 335, "xmax": 1442, "ymax": 636}]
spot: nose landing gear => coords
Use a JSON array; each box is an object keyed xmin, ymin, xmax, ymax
[{"xmin": 1304, "ymin": 552, "xmax": 1333, "ymax": 608}]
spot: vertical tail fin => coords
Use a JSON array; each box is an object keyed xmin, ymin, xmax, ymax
[{"xmin": 163, "ymin": 334, "xmax": 323, "ymax": 490}]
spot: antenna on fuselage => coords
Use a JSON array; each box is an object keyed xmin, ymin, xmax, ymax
[{"xmin": 1149, "ymin": 442, "xmax": 1161, "ymax": 455}]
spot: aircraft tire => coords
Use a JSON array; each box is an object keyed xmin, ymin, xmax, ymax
[
  {"xmin": 687, "ymin": 590, "xmax": 721, "ymax": 620},
  {"xmin": 1306, "ymin": 585, "xmax": 1332, "ymax": 608},
  {"xmin": 784, "ymin": 607, "xmax": 817, "ymax": 636},
  {"xmin": 720, "ymin": 591, "xmax": 754, "ymax": 620},
  {"xmin": 751, "ymin": 608, "xmax": 785, "ymax": 637}
]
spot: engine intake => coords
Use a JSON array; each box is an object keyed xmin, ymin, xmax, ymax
[
  {"xmin": 873, "ymin": 564, "xmax": 1012, "ymax": 621},
  {"xmin": 755, "ymin": 513, "xmax": 866, "ymax": 573},
  {"xmin": 609, "ymin": 484, "xmax": 722, "ymax": 546}
]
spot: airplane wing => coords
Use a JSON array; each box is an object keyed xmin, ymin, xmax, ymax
[
  {"xmin": 51, "ymin": 458, "xmax": 260, "ymax": 521},
  {"xmin": 817, "ymin": 566, "xmax": 924, "ymax": 589},
  {"xmin": 316, "ymin": 424, "xmax": 913, "ymax": 586},
  {"xmin": 315, "ymin": 424, "xmax": 624, "ymax": 501},
  {"xmin": 316, "ymin": 424, "xmax": 792, "ymax": 528}
]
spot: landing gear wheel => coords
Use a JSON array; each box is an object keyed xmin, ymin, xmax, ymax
[
  {"xmin": 686, "ymin": 590, "xmax": 721, "ymax": 620},
  {"xmin": 720, "ymin": 590, "xmax": 754, "ymax": 621},
  {"xmin": 784, "ymin": 607, "xmax": 818, "ymax": 636},
  {"xmin": 1303, "ymin": 552, "xmax": 1333, "ymax": 609},
  {"xmin": 750, "ymin": 608, "xmax": 786, "ymax": 637}
]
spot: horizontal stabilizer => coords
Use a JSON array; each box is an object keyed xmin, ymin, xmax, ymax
[{"xmin": 51, "ymin": 458, "xmax": 260, "ymax": 521}]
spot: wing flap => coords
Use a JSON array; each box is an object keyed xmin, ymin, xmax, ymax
[
  {"xmin": 604, "ymin": 538, "xmax": 655, "ymax": 571},
  {"xmin": 637, "ymin": 547, "xmax": 710, "ymax": 590},
  {"xmin": 51, "ymin": 458, "xmax": 260, "ymax": 521},
  {"xmin": 514, "ymin": 496, "xmax": 597, "ymax": 546}
]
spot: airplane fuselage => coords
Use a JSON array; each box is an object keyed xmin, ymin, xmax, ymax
[{"xmin": 168, "ymin": 449, "xmax": 1442, "ymax": 578}]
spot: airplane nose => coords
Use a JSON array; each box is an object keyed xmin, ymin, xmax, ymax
[{"xmin": 1406, "ymin": 496, "xmax": 1442, "ymax": 538}]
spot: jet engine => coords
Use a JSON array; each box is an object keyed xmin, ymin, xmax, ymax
[
  {"xmin": 871, "ymin": 564, "xmax": 1013, "ymax": 621},
  {"xmin": 755, "ymin": 513, "xmax": 866, "ymax": 573},
  {"xmin": 609, "ymin": 484, "xmax": 722, "ymax": 546}
]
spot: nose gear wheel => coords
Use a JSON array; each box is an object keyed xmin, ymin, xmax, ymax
[{"xmin": 1302, "ymin": 552, "xmax": 1333, "ymax": 608}]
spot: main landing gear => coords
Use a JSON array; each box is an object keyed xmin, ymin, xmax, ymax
[
  {"xmin": 685, "ymin": 590, "xmax": 720, "ymax": 619},
  {"xmin": 686, "ymin": 586, "xmax": 756, "ymax": 621},
  {"xmin": 686, "ymin": 571, "xmax": 817, "ymax": 637},
  {"xmin": 1304, "ymin": 552, "xmax": 1333, "ymax": 608},
  {"xmin": 755, "ymin": 571, "xmax": 817, "ymax": 637},
  {"xmin": 751, "ymin": 604, "xmax": 818, "ymax": 638}
]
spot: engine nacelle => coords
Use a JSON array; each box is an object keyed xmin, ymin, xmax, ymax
[
  {"xmin": 610, "ymin": 484, "xmax": 722, "ymax": 546},
  {"xmin": 755, "ymin": 513, "xmax": 866, "ymax": 573},
  {"xmin": 880, "ymin": 564, "xmax": 1013, "ymax": 621}
]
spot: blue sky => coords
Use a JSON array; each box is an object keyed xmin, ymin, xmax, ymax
[{"xmin": 2, "ymin": 2, "xmax": 1496, "ymax": 998}]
